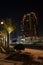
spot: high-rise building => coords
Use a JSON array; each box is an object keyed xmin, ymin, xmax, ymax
[{"xmin": 22, "ymin": 12, "xmax": 38, "ymax": 37}]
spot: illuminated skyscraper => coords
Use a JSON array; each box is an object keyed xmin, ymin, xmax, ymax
[{"xmin": 22, "ymin": 12, "xmax": 38, "ymax": 37}]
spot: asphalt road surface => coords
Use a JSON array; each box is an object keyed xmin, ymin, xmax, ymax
[{"xmin": 0, "ymin": 48, "xmax": 43, "ymax": 65}]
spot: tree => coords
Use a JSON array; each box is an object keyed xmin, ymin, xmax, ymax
[
  {"xmin": 2, "ymin": 18, "xmax": 16, "ymax": 33},
  {"xmin": 1, "ymin": 18, "xmax": 16, "ymax": 50}
]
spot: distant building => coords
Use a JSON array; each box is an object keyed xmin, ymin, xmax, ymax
[{"xmin": 21, "ymin": 12, "xmax": 38, "ymax": 37}]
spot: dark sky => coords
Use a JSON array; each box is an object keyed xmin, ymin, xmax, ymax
[{"xmin": 0, "ymin": 0, "xmax": 43, "ymax": 35}]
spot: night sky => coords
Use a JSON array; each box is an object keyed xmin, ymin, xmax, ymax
[{"xmin": 0, "ymin": 0, "xmax": 43, "ymax": 36}]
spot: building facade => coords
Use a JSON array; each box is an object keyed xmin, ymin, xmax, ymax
[{"xmin": 22, "ymin": 12, "xmax": 38, "ymax": 37}]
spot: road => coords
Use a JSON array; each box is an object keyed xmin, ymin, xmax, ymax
[
  {"xmin": 24, "ymin": 48, "xmax": 43, "ymax": 59},
  {"xmin": 0, "ymin": 48, "xmax": 43, "ymax": 65}
]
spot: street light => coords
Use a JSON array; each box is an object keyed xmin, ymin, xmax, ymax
[{"xmin": 1, "ymin": 21, "xmax": 4, "ymax": 25}]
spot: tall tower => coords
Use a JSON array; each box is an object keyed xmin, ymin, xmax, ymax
[{"xmin": 22, "ymin": 12, "xmax": 38, "ymax": 37}]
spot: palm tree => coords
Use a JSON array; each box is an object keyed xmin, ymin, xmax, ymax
[{"xmin": 1, "ymin": 18, "xmax": 16, "ymax": 50}]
